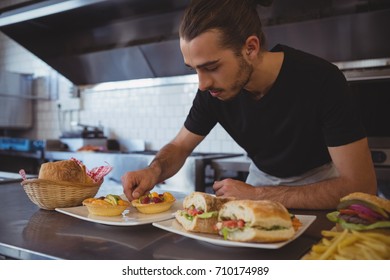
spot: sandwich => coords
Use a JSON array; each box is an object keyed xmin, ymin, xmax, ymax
[
  {"xmin": 327, "ymin": 192, "xmax": 390, "ymax": 231},
  {"xmin": 215, "ymin": 200, "xmax": 295, "ymax": 243},
  {"xmin": 175, "ymin": 192, "xmax": 232, "ymax": 234}
]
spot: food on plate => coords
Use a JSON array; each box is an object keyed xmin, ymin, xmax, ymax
[
  {"xmin": 38, "ymin": 159, "xmax": 94, "ymax": 184},
  {"xmin": 303, "ymin": 229, "xmax": 390, "ymax": 260},
  {"xmin": 131, "ymin": 192, "xmax": 176, "ymax": 214},
  {"xmin": 326, "ymin": 192, "xmax": 390, "ymax": 231},
  {"xmin": 175, "ymin": 192, "xmax": 233, "ymax": 234},
  {"xmin": 83, "ymin": 194, "xmax": 130, "ymax": 216},
  {"xmin": 290, "ymin": 214, "xmax": 302, "ymax": 231},
  {"xmin": 215, "ymin": 200, "xmax": 295, "ymax": 243},
  {"xmin": 304, "ymin": 192, "xmax": 390, "ymax": 260}
]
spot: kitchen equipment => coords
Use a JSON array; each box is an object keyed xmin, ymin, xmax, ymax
[
  {"xmin": 0, "ymin": 71, "xmax": 33, "ymax": 129},
  {"xmin": 211, "ymin": 155, "xmax": 251, "ymax": 182},
  {"xmin": 59, "ymin": 138, "xmax": 107, "ymax": 152},
  {"xmin": 348, "ymin": 78, "xmax": 390, "ymax": 198},
  {"xmin": 0, "ymin": 137, "xmax": 44, "ymax": 152},
  {"xmin": 0, "ymin": 1, "xmax": 389, "ymax": 86},
  {"xmin": 43, "ymin": 139, "xmax": 68, "ymax": 151},
  {"xmin": 61, "ymin": 123, "xmax": 105, "ymax": 139},
  {"xmin": 0, "ymin": 138, "xmax": 45, "ymax": 175},
  {"xmin": 59, "ymin": 123, "xmax": 107, "ymax": 151}
]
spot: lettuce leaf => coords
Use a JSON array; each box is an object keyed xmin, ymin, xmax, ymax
[
  {"xmin": 197, "ymin": 211, "xmax": 218, "ymax": 219},
  {"xmin": 181, "ymin": 210, "xmax": 218, "ymax": 221},
  {"xmin": 182, "ymin": 212, "xmax": 194, "ymax": 221},
  {"xmin": 220, "ymin": 226, "xmax": 240, "ymax": 240}
]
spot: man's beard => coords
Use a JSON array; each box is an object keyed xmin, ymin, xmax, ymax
[{"xmin": 223, "ymin": 56, "xmax": 253, "ymax": 101}]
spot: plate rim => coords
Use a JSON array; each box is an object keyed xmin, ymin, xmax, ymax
[
  {"xmin": 152, "ymin": 214, "xmax": 316, "ymax": 249},
  {"xmin": 55, "ymin": 200, "xmax": 182, "ymax": 226}
]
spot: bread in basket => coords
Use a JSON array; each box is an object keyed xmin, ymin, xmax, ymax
[{"xmin": 21, "ymin": 159, "xmax": 111, "ymax": 210}]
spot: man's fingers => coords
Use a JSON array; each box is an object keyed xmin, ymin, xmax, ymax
[
  {"xmin": 213, "ymin": 180, "xmax": 222, "ymax": 190},
  {"xmin": 213, "ymin": 181, "xmax": 225, "ymax": 196},
  {"xmin": 122, "ymin": 183, "xmax": 135, "ymax": 200},
  {"xmin": 132, "ymin": 183, "xmax": 152, "ymax": 199}
]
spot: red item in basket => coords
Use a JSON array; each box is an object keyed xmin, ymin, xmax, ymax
[
  {"xmin": 19, "ymin": 158, "xmax": 113, "ymax": 183},
  {"xmin": 70, "ymin": 157, "xmax": 113, "ymax": 183},
  {"xmin": 19, "ymin": 169, "xmax": 27, "ymax": 181}
]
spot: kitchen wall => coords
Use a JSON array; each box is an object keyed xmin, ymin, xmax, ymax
[{"xmin": 0, "ymin": 32, "xmax": 244, "ymax": 154}]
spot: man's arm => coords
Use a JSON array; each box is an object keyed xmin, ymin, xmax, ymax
[
  {"xmin": 213, "ymin": 138, "xmax": 377, "ymax": 209},
  {"xmin": 148, "ymin": 126, "xmax": 205, "ymax": 183},
  {"xmin": 122, "ymin": 126, "xmax": 205, "ymax": 200}
]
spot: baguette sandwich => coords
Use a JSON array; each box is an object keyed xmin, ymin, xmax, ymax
[
  {"xmin": 327, "ymin": 192, "xmax": 390, "ymax": 231},
  {"xmin": 175, "ymin": 192, "xmax": 232, "ymax": 234},
  {"xmin": 215, "ymin": 200, "xmax": 295, "ymax": 243}
]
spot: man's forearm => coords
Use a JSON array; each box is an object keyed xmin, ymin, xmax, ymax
[
  {"xmin": 254, "ymin": 176, "xmax": 376, "ymax": 209},
  {"xmin": 148, "ymin": 143, "xmax": 191, "ymax": 184}
]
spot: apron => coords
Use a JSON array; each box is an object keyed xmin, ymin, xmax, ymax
[{"xmin": 246, "ymin": 161, "xmax": 339, "ymax": 186}]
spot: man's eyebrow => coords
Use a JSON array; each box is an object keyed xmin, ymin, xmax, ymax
[{"xmin": 185, "ymin": 59, "xmax": 220, "ymax": 69}]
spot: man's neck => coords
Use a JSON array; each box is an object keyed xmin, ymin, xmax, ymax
[{"xmin": 245, "ymin": 51, "xmax": 284, "ymax": 100}]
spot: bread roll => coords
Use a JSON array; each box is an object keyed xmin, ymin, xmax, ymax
[
  {"xmin": 182, "ymin": 191, "xmax": 231, "ymax": 212},
  {"xmin": 340, "ymin": 192, "xmax": 390, "ymax": 213},
  {"xmin": 222, "ymin": 226, "xmax": 295, "ymax": 243},
  {"xmin": 39, "ymin": 160, "xmax": 93, "ymax": 184},
  {"xmin": 219, "ymin": 200, "xmax": 293, "ymax": 229}
]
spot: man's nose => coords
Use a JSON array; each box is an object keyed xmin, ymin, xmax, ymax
[{"xmin": 197, "ymin": 72, "xmax": 212, "ymax": 91}]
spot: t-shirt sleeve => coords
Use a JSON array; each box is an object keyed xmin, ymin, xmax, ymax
[
  {"xmin": 319, "ymin": 67, "xmax": 366, "ymax": 147},
  {"xmin": 184, "ymin": 90, "xmax": 217, "ymax": 136}
]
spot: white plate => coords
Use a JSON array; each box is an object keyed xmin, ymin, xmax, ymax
[
  {"xmin": 153, "ymin": 215, "xmax": 316, "ymax": 249},
  {"xmin": 55, "ymin": 200, "xmax": 182, "ymax": 226}
]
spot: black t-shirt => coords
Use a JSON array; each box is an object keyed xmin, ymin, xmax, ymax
[{"xmin": 184, "ymin": 45, "xmax": 366, "ymax": 178}]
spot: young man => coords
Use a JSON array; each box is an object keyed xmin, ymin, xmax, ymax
[{"xmin": 122, "ymin": 0, "xmax": 376, "ymax": 209}]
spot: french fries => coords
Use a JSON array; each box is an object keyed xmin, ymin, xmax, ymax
[{"xmin": 303, "ymin": 229, "xmax": 390, "ymax": 260}]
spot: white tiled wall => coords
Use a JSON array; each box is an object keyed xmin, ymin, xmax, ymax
[{"xmin": 0, "ymin": 31, "xmax": 244, "ymax": 154}]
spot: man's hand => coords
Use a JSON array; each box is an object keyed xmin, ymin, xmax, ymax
[
  {"xmin": 213, "ymin": 178, "xmax": 256, "ymax": 199},
  {"xmin": 121, "ymin": 168, "xmax": 158, "ymax": 201}
]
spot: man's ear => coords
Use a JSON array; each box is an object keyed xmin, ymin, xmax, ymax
[{"xmin": 244, "ymin": 35, "xmax": 260, "ymax": 57}]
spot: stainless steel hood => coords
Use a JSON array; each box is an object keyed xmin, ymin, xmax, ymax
[
  {"xmin": 0, "ymin": 0, "xmax": 390, "ymax": 86},
  {"xmin": 0, "ymin": 0, "xmax": 193, "ymax": 85}
]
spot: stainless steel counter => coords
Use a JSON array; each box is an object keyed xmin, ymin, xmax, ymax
[
  {"xmin": 0, "ymin": 181, "xmax": 334, "ymax": 260},
  {"xmin": 0, "ymin": 171, "xmax": 23, "ymax": 184}
]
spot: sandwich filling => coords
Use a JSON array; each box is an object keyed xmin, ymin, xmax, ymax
[
  {"xmin": 179, "ymin": 205, "xmax": 218, "ymax": 221},
  {"xmin": 215, "ymin": 218, "xmax": 290, "ymax": 240},
  {"xmin": 327, "ymin": 199, "xmax": 390, "ymax": 230}
]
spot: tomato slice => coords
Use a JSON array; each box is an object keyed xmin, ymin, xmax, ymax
[
  {"xmin": 186, "ymin": 208, "xmax": 204, "ymax": 216},
  {"xmin": 357, "ymin": 212, "xmax": 377, "ymax": 223},
  {"xmin": 237, "ymin": 219, "xmax": 245, "ymax": 228},
  {"xmin": 222, "ymin": 219, "xmax": 245, "ymax": 229},
  {"xmin": 339, "ymin": 209, "xmax": 358, "ymax": 216},
  {"xmin": 339, "ymin": 207, "xmax": 378, "ymax": 223}
]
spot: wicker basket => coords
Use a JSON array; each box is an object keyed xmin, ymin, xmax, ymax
[{"xmin": 21, "ymin": 178, "xmax": 102, "ymax": 210}]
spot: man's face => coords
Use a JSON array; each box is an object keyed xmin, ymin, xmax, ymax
[{"xmin": 180, "ymin": 30, "xmax": 253, "ymax": 101}]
